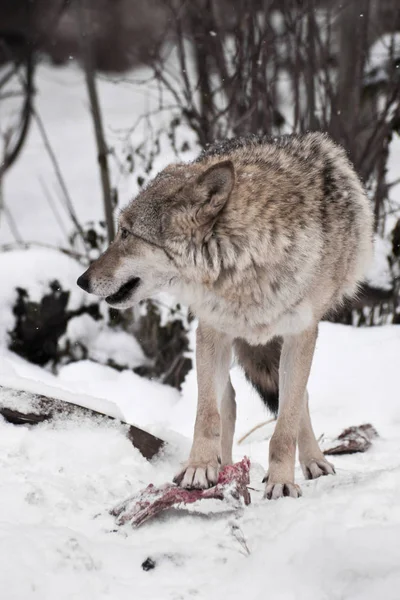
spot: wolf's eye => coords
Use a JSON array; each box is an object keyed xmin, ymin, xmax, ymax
[{"xmin": 120, "ymin": 227, "xmax": 130, "ymax": 240}]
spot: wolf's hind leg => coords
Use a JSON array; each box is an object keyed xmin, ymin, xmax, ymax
[
  {"xmin": 264, "ymin": 326, "xmax": 318, "ymax": 500},
  {"xmin": 220, "ymin": 379, "xmax": 236, "ymax": 467},
  {"xmin": 298, "ymin": 390, "xmax": 335, "ymax": 479}
]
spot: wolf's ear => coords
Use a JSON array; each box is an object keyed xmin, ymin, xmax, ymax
[{"xmin": 195, "ymin": 161, "xmax": 235, "ymax": 222}]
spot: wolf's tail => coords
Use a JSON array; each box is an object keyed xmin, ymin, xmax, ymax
[{"xmin": 234, "ymin": 337, "xmax": 282, "ymax": 415}]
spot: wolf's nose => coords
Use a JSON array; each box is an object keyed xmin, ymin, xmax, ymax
[{"xmin": 77, "ymin": 272, "xmax": 91, "ymax": 292}]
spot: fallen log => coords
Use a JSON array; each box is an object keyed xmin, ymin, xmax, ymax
[{"xmin": 0, "ymin": 384, "xmax": 165, "ymax": 460}]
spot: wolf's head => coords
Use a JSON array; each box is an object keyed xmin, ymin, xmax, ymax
[{"xmin": 77, "ymin": 160, "xmax": 234, "ymax": 309}]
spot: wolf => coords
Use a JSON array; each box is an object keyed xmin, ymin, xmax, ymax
[{"xmin": 77, "ymin": 132, "xmax": 374, "ymax": 499}]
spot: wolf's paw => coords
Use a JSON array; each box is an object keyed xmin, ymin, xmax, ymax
[
  {"xmin": 173, "ymin": 461, "xmax": 219, "ymax": 489},
  {"xmin": 300, "ymin": 456, "xmax": 335, "ymax": 480},
  {"xmin": 174, "ymin": 436, "xmax": 221, "ymax": 489},
  {"xmin": 263, "ymin": 475, "xmax": 302, "ymax": 500}
]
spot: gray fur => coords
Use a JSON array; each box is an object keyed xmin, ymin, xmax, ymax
[{"xmin": 78, "ymin": 132, "xmax": 373, "ymax": 498}]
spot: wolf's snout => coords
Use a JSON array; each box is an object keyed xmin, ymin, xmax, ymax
[{"xmin": 77, "ymin": 271, "xmax": 91, "ymax": 293}]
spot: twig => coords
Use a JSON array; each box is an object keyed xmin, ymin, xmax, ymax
[
  {"xmin": 388, "ymin": 176, "xmax": 400, "ymax": 190},
  {"xmin": 3, "ymin": 205, "xmax": 24, "ymax": 243},
  {"xmin": 39, "ymin": 176, "xmax": 70, "ymax": 240},
  {"xmin": 230, "ymin": 522, "xmax": 251, "ymax": 556},
  {"xmin": 237, "ymin": 418, "xmax": 276, "ymax": 445},
  {"xmin": 32, "ymin": 108, "xmax": 88, "ymax": 255},
  {"xmin": 0, "ymin": 38, "xmax": 34, "ymax": 179},
  {"xmin": 0, "ymin": 241, "xmax": 86, "ymax": 261}
]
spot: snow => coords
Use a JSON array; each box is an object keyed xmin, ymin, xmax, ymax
[
  {"xmin": 365, "ymin": 235, "xmax": 393, "ymax": 291},
  {"xmin": 387, "ymin": 132, "xmax": 400, "ymax": 230},
  {"xmin": 0, "ymin": 369, "xmax": 125, "ymax": 422},
  {"xmin": 0, "ymin": 248, "xmax": 87, "ymax": 346},
  {"xmin": 0, "ymin": 247, "xmax": 149, "ymax": 380},
  {"xmin": 61, "ymin": 314, "xmax": 146, "ymax": 370},
  {"xmin": 1, "ymin": 62, "xmax": 400, "ymax": 599},
  {"xmin": 1, "ymin": 323, "xmax": 400, "ymax": 600},
  {"xmin": 366, "ymin": 33, "xmax": 400, "ymax": 85}
]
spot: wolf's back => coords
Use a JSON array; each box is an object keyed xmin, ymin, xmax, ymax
[{"xmin": 204, "ymin": 132, "xmax": 374, "ymax": 413}]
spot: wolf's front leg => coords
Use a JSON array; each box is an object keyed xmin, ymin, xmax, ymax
[
  {"xmin": 174, "ymin": 323, "xmax": 232, "ymax": 489},
  {"xmin": 264, "ymin": 326, "xmax": 318, "ymax": 499}
]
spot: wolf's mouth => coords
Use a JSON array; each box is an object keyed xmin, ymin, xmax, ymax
[{"xmin": 105, "ymin": 277, "xmax": 141, "ymax": 305}]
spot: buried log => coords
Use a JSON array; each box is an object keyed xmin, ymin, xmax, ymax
[{"xmin": 0, "ymin": 384, "xmax": 165, "ymax": 460}]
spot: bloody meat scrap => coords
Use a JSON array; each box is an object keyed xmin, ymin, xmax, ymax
[
  {"xmin": 111, "ymin": 457, "xmax": 251, "ymax": 528},
  {"xmin": 323, "ymin": 424, "xmax": 379, "ymax": 455}
]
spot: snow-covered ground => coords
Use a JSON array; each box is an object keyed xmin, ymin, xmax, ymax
[
  {"xmin": 1, "ymin": 323, "xmax": 400, "ymax": 600},
  {"xmin": 1, "ymin": 63, "xmax": 400, "ymax": 599}
]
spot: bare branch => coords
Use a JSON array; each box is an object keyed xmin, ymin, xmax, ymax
[{"xmin": 76, "ymin": 0, "xmax": 116, "ymax": 243}]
